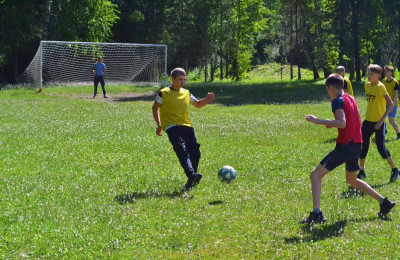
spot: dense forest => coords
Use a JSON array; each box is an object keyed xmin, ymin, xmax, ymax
[{"xmin": 1, "ymin": 0, "xmax": 400, "ymax": 83}]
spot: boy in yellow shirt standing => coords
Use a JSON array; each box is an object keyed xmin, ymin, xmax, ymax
[
  {"xmin": 152, "ymin": 68, "xmax": 215, "ymax": 191},
  {"xmin": 336, "ymin": 66, "xmax": 354, "ymax": 97},
  {"xmin": 383, "ymin": 65, "xmax": 400, "ymax": 139},
  {"xmin": 357, "ymin": 64, "xmax": 399, "ymax": 182}
]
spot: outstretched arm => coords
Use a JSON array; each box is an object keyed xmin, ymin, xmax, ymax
[
  {"xmin": 306, "ymin": 109, "xmax": 346, "ymax": 129},
  {"xmin": 191, "ymin": 92, "xmax": 215, "ymax": 108},
  {"xmin": 152, "ymin": 102, "xmax": 162, "ymax": 136}
]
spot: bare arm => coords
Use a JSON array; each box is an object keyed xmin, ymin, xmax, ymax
[
  {"xmin": 393, "ymin": 90, "xmax": 398, "ymax": 112},
  {"xmin": 306, "ymin": 109, "xmax": 346, "ymax": 129},
  {"xmin": 152, "ymin": 102, "xmax": 162, "ymax": 136},
  {"xmin": 191, "ymin": 92, "xmax": 215, "ymax": 108},
  {"xmin": 375, "ymin": 94, "xmax": 393, "ymax": 130}
]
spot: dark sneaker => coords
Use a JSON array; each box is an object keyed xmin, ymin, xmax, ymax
[
  {"xmin": 378, "ymin": 198, "xmax": 395, "ymax": 217},
  {"xmin": 396, "ymin": 133, "xmax": 400, "ymax": 140},
  {"xmin": 93, "ymin": 95, "xmax": 96, "ymax": 99},
  {"xmin": 390, "ymin": 168, "xmax": 399, "ymax": 182},
  {"xmin": 299, "ymin": 211, "xmax": 327, "ymax": 224},
  {"xmin": 104, "ymin": 95, "xmax": 108, "ymax": 98},
  {"xmin": 184, "ymin": 173, "xmax": 203, "ymax": 191},
  {"xmin": 357, "ymin": 170, "xmax": 366, "ymax": 180}
]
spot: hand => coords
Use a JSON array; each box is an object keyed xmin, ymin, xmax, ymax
[
  {"xmin": 374, "ymin": 121, "xmax": 383, "ymax": 130},
  {"xmin": 206, "ymin": 92, "xmax": 215, "ymax": 101},
  {"xmin": 156, "ymin": 126, "xmax": 162, "ymax": 136},
  {"xmin": 306, "ymin": 114, "xmax": 319, "ymax": 124}
]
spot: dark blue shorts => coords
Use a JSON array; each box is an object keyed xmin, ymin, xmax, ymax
[{"xmin": 320, "ymin": 143, "xmax": 362, "ymax": 172}]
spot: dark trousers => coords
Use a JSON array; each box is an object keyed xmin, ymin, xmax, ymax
[
  {"xmin": 166, "ymin": 126, "xmax": 201, "ymax": 179},
  {"xmin": 360, "ymin": 120, "xmax": 391, "ymax": 159},
  {"xmin": 94, "ymin": 76, "xmax": 106, "ymax": 96}
]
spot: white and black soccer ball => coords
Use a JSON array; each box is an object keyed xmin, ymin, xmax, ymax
[{"xmin": 218, "ymin": 165, "xmax": 237, "ymax": 183}]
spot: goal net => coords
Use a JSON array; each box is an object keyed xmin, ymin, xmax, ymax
[{"xmin": 18, "ymin": 41, "xmax": 167, "ymax": 88}]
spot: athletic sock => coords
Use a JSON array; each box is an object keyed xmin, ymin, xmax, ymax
[
  {"xmin": 312, "ymin": 208, "xmax": 321, "ymax": 214},
  {"xmin": 378, "ymin": 197, "xmax": 385, "ymax": 204}
]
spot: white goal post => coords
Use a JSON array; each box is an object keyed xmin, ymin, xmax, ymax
[{"xmin": 18, "ymin": 41, "xmax": 168, "ymax": 88}]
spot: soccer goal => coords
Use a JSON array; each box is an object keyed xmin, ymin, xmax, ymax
[{"xmin": 18, "ymin": 41, "xmax": 168, "ymax": 89}]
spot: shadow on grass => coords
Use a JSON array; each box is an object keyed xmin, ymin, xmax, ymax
[
  {"xmin": 208, "ymin": 200, "xmax": 224, "ymax": 205},
  {"xmin": 286, "ymin": 214, "xmax": 392, "ymax": 244},
  {"xmin": 112, "ymin": 93, "xmax": 156, "ymax": 102},
  {"xmin": 115, "ymin": 189, "xmax": 189, "ymax": 204},
  {"xmin": 341, "ymin": 183, "xmax": 390, "ymax": 198},
  {"xmin": 285, "ymin": 220, "xmax": 347, "ymax": 243}
]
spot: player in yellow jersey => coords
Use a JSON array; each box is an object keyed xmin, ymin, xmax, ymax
[
  {"xmin": 152, "ymin": 68, "xmax": 214, "ymax": 191},
  {"xmin": 357, "ymin": 64, "xmax": 399, "ymax": 182},
  {"xmin": 383, "ymin": 65, "xmax": 400, "ymax": 139},
  {"xmin": 336, "ymin": 66, "xmax": 354, "ymax": 97}
]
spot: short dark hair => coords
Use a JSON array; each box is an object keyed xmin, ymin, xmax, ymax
[
  {"xmin": 368, "ymin": 64, "xmax": 382, "ymax": 75},
  {"xmin": 384, "ymin": 65, "xmax": 394, "ymax": 73},
  {"xmin": 336, "ymin": 66, "xmax": 345, "ymax": 73},
  {"xmin": 326, "ymin": 74, "xmax": 344, "ymax": 90},
  {"xmin": 171, "ymin": 68, "xmax": 186, "ymax": 78}
]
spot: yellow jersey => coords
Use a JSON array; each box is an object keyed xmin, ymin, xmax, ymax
[
  {"xmin": 364, "ymin": 81, "xmax": 389, "ymax": 122},
  {"xmin": 158, "ymin": 87, "xmax": 193, "ymax": 130},
  {"xmin": 382, "ymin": 78, "xmax": 399, "ymax": 107},
  {"xmin": 343, "ymin": 76, "xmax": 354, "ymax": 97}
]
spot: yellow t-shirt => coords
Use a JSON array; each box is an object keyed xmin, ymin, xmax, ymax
[
  {"xmin": 364, "ymin": 81, "xmax": 389, "ymax": 122},
  {"xmin": 343, "ymin": 76, "xmax": 354, "ymax": 97},
  {"xmin": 159, "ymin": 87, "xmax": 193, "ymax": 130},
  {"xmin": 382, "ymin": 78, "xmax": 399, "ymax": 106}
]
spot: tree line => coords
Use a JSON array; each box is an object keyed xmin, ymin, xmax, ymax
[{"xmin": 1, "ymin": 0, "xmax": 400, "ymax": 83}]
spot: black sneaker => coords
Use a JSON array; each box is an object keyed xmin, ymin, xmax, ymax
[
  {"xmin": 357, "ymin": 170, "xmax": 366, "ymax": 180},
  {"xmin": 299, "ymin": 211, "xmax": 327, "ymax": 224},
  {"xmin": 184, "ymin": 173, "xmax": 203, "ymax": 191},
  {"xmin": 397, "ymin": 133, "xmax": 400, "ymax": 140},
  {"xmin": 104, "ymin": 95, "xmax": 108, "ymax": 98},
  {"xmin": 378, "ymin": 198, "xmax": 395, "ymax": 217},
  {"xmin": 93, "ymin": 95, "xmax": 96, "ymax": 99},
  {"xmin": 390, "ymin": 168, "xmax": 399, "ymax": 182}
]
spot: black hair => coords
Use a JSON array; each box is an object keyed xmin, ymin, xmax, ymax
[{"xmin": 326, "ymin": 74, "xmax": 344, "ymax": 90}]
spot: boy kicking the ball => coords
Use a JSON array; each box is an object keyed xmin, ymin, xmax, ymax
[
  {"xmin": 300, "ymin": 74, "xmax": 395, "ymax": 224},
  {"xmin": 152, "ymin": 68, "xmax": 214, "ymax": 191}
]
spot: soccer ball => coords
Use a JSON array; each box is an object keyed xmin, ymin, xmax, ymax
[{"xmin": 218, "ymin": 165, "xmax": 237, "ymax": 183}]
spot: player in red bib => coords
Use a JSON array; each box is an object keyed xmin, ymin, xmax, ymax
[{"xmin": 300, "ymin": 74, "xmax": 395, "ymax": 224}]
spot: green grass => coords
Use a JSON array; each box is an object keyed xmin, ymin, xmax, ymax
[{"xmin": 1, "ymin": 81, "xmax": 400, "ymax": 259}]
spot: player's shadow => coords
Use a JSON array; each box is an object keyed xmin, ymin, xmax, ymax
[
  {"xmin": 341, "ymin": 183, "xmax": 389, "ymax": 198},
  {"xmin": 285, "ymin": 220, "xmax": 348, "ymax": 243},
  {"xmin": 285, "ymin": 215, "xmax": 392, "ymax": 244},
  {"xmin": 115, "ymin": 189, "xmax": 188, "ymax": 204}
]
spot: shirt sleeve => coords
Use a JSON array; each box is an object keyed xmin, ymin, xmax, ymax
[
  {"xmin": 331, "ymin": 97, "xmax": 344, "ymax": 113},
  {"xmin": 189, "ymin": 92, "xmax": 197, "ymax": 103},
  {"xmin": 343, "ymin": 80, "xmax": 348, "ymax": 90},
  {"xmin": 155, "ymin": 91, "xmax": 163, "ymax": 104},
  {"xmin": 395, "ymin": 82, "xmax": 399, "ymax": 91},
  {"xmin": 378, "ymin": 84, "xmax": 389, "ymax": 96}
]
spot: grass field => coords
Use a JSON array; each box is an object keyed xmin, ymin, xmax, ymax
[{"xmin": 1, "ymin": 80, "xmax": 400, "ymax": 259}]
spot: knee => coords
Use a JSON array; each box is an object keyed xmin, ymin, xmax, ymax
[{"xmin": 310, "ymin": 169, "xmax": 322, "ymax": 181}]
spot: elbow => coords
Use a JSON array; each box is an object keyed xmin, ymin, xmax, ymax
[{"xmin": 338, "ymin": 121, "xmax": 346, "ymax": 129}]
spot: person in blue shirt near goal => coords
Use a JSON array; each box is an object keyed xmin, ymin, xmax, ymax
[{"xmin": 91, "ymin": 57, "xmax": 107, "ymax": 98}]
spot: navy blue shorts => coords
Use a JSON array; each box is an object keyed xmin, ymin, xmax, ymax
[{"xmin": 320, "ymin": 143, "xmax": 362, "ymax": 172}]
